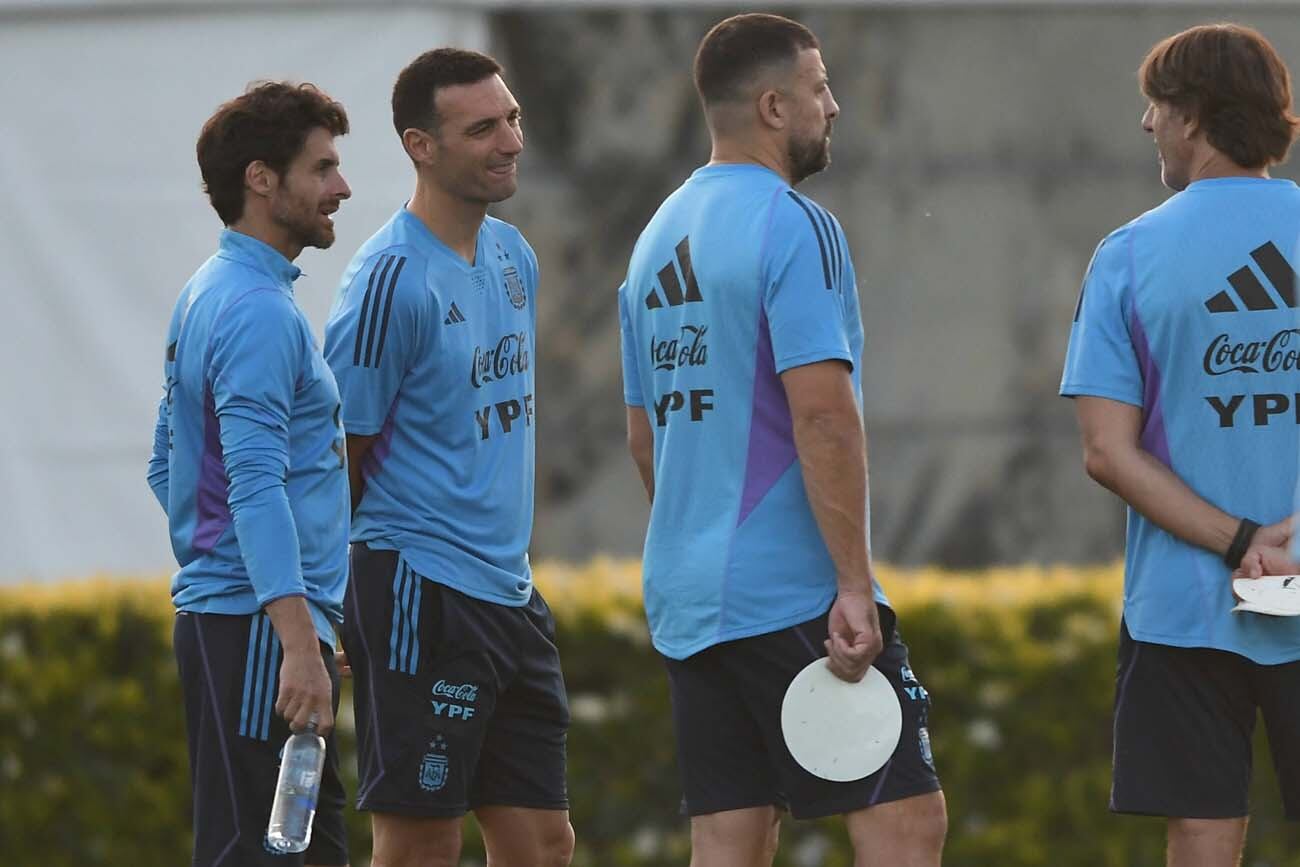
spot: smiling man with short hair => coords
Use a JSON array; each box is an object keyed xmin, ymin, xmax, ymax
[{"xmin": 324, "ymin": 48, "xmax": 571, "ymax": 867}]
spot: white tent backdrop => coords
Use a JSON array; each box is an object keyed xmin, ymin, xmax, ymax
[{"xmin": 0, "ymin": 3, "xmax": 487, "ymax": 581}]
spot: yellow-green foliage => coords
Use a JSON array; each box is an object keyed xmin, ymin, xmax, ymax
[
  {"xmin": 4, "ymin": 563, "xmax": 1299, "ymax": 866},
  {"xmin": 0, "ymin": 560, "xmax": 1122, "ymax": 620}
]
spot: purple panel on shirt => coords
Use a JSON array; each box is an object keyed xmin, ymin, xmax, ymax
[
  {"xmin": 363, "ymin": 399, "xmax": 399, "ymax": 479},
  {"xmin": 737, "ymin": 309, "xmax": 797, "ymax": 527},
  {"xmin": 193, "ymin": 386, "xmax": 232, "ymax": 550},
  {"xmin": 1129, "ymin": 308, "xmax": 1172, "ymax": 468}
]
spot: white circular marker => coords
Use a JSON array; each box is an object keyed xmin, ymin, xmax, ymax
[
  {"xmin": 780, "ymin": 660, "xmax": 902, "ymax": 782},
  {"xmin": 1233, "ymin": 575, "xmax": 1300, "ymax": 616}
]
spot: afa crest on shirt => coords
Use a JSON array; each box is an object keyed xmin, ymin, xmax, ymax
[{"xmin": 503, "ymin": 265, "xmax": 527, "ymax": 310}]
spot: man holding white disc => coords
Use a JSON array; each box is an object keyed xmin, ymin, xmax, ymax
[
  {"xmin": 618, "ymin": 13, "xmax": 946, "ymax": 866},
  {"xmin": 1062, "ymin": 23, "xmax": 1300, "ymax": 867}
]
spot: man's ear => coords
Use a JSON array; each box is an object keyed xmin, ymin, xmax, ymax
[
  {"xmin": 756, "ymin": 88, "xmax": 787, "ymax": 131},
  {"xmin": 244, "ymin": 160, "xmax": 277, "ymax": 199},
  {"xmin": 402, "ymin": 127, "xmax": 439, "ymax": 167}
]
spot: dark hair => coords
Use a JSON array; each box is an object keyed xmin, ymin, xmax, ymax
[
  {"xmin": 694, "ymin": 13, "xmax": 819, "ymax": 109},
  {"xmin": 392, "ymin": 48, "xmax": 503, "ymax": 137},
  {"xmin": 196, "ymin": 82, "xmax": 348, "ymax": 225},
  {"xmin": 1140, "ymin": 23, "xmax": 1299, "ymax": 168}
]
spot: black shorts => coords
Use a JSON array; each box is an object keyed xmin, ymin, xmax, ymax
[
  {"xmin": 662, "ymin": 605, "xmax": 942, "ymax": 820},
  {"xmin": 1112, "ymin": 619, "xmax": 1300, "ymax": 820},
  {"xmin": 173, "ymin": 611, "xmax": 348, "ymax": 866},
  {"xmin": 342, "ymin": 543, "xmax": 570, "ymax": 817}
]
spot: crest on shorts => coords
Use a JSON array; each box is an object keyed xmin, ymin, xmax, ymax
[
  {"xmin": 918, "ymin": 726, "xmax": 934, "ymax": 769},
  {"xmin": 418, "ymin": 735, "xmax": 449, "ymax": 792},
  {"xmin": 503, "ymin": 265, "xmax": 526, "ymax": 310}
]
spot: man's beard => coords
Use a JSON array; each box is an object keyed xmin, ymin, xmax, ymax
[
  {"xmin": 788, "ymin": 126, "xmax": 831, "ymax": 185},
  {"xmin": 272, "ymin": 191, "xmax": 334, "ymax": 250}
]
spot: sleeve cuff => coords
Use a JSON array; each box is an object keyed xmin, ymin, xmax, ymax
[
  {"xmin": 1058, "ymin": 383, "xmax": 1144, "ymax": 408},
  {"xmin": 341, "ymin": 415, "xmax": 387, "ymax": 437},
  {"xmin": 774, "ymin": 348, "xmax": 854, "ymax": 375},
  {"xmin": 256, "ymin": 589, "xmax": 308, "ymax": 609}
]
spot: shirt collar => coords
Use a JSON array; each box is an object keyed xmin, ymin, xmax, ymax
[{"xmin": 217, "ymin": 228, "xmax": 302, "ymax": 287}]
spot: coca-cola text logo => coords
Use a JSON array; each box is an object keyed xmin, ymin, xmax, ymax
[
  {"xmin": 1203, "ymin": 329, "xmax": 1300, "ymax": 376},
  {"xmin": 471, "ymin": 332, "xmax": 530, "ymax": 388},
  {"xmin": 431, "ymin": 680, "xmax": 479, "ymax": 702},
  {"xmin": 650, "ymin": 324, "xmax": 709, "ymax": 371}
]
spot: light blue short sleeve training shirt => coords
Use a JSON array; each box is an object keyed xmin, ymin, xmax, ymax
[
  {"xmin": 1062, "ymin": 177, "xmax": 1300, "ymax": 663},
  {"xmin": 325, "ymin": 208, "xmax": 539, "ymax": 606},
  {"xmin": 620, "ymin": 164, "xmax": 888, "ymax": 660}
]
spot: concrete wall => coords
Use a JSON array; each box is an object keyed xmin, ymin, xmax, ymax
[{"xmin": 493, "ymin": 6, "xmax": 1300, "ymax": 566}]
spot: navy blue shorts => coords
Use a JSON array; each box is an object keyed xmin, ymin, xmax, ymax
[
  {"xmin": 662, "ymin": 605, "xmax": 942, "ymax": 820},
  {"xmin": 342, "ymin": 544, "xmax": 569, "ymax": 817},
  {"xmin": 173, "ymin": 611, "xmax": 348, "ymax": 866},
  {"xmin": 1112, "ymin": 619, "xmax": 1300, "ymax": 820}
]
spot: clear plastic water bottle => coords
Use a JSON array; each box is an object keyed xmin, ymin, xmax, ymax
[{"xmin": 265, "ymin": 719, "xmax": 326, "ymax": 854}]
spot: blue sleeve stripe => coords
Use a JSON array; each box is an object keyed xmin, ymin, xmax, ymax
[
  {"xmin": 810, "ymin": 202, "xmax": 842, "ymax": 291},
  {"xmin": 360, "ymin": 256, "xmax": 397, "ymax": 368},
  {"xmin": 353, "ymin": 259, "xmax": 382, "ymax": 366},
  {"xmin": 830, "ymin": 210, "xmax": 845, "ymax": 287},
  {"xmin": 372, "ymin": 256, "xmax": 407, "ymax": 368},
  {"xmin": 355, "ymin": 255, "xmax": 407, "ymax": 369},
  {"xmin": 833, "ymin": 216, "xmax": 844, "ymax": 283},
  {"xmin": 785, "ymin": 191, "xmax": 832, "ymax": 291}
]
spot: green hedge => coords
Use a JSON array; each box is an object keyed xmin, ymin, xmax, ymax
[{"xmin": 4, "ymin": 564, "xmax": 1300, "ymax": 866}]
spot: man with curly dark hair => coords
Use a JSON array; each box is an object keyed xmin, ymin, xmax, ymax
[{"xmin": 147, "ymin": 80, "xmax": 353, "ymax": 867}]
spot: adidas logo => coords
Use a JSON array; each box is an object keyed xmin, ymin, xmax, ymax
[
  {"xmin": 645, "ymin": 237, "xmax": 703, "ymax": 309},
  {"xmin": 1205, "ymin": 242, "xmax": 1297, "ymax": 313},
  {"xmin": 443, "ymin": 302, "xmax": 466, "ymax": 326}
]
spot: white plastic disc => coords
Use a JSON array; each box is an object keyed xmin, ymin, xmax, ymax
[
  {"xmin": 1233, "ymin": 575, "xmax": 1300, "ymax": 616},
  {"xmin": 780, "ymin": 660, "xmax": 902, "ymax": 782}
]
